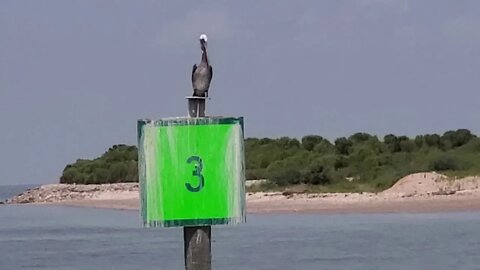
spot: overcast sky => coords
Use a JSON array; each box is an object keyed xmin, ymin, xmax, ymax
[{"xmin": 1, "ymin": 0, "xmax": 480, "ymax": 185}]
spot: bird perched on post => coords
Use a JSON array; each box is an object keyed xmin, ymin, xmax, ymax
[{"xmin": 191, "ymin": 34, "xmax": 213, "ymax": 97}]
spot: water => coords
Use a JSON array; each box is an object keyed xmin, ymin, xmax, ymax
[
  {"xmin": 2, "ymin": 208, "xmax": 480, "ymax": 269},
  {"xmin": 1, "ymin": 187, "xmax": 480, "ymax": 269},
  {"xmin": 0, "ymin": 184, "xmax": 36, "ymax": 202}
]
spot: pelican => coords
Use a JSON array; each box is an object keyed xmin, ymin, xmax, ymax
[{"xmin": 191, "ymin": 34, "xmax": 213, "ymax": 97}]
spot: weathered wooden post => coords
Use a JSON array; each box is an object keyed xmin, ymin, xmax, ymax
[
  {"xmin": 137, "ymin": 96, "xmax": 246, "ymax": 270},
  {"xmin": 184, "ymin": 96, "xmax": 210, "ymax": 270},
  {"xmin": 187, "ymin": 96, "xmax": 206, "ymax": 118}
]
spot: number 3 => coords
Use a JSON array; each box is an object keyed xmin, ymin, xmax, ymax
[{"xmin": 186, "ymin": 156, "xmax": 205, "ymax": 192}]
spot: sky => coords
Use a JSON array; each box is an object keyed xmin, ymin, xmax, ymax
[{"xmin": 1, "ymin": 0, "xmax": 480, "ymax": 185}]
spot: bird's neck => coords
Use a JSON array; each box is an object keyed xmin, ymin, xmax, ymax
[{"xmin": 201, "ymin": 49, "xmax": 209, "ymax": 66}]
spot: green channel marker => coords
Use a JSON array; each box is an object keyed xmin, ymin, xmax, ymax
[{"xmin": 137, "ymin": 117, "xmax": 246, "ymax": 227}]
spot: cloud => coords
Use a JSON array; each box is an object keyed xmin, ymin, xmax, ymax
[{"xmin": 154, "ymin": 8, "xmax": 234, "ymax": 49}]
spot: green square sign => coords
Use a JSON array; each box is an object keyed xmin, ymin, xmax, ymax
[{"xmin": 137, "ymin": 117, "xmax": 246, "ymax": 227}]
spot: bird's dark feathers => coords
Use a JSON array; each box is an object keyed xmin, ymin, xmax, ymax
[
  {"xmin": 209, "ymin": 65, "xmax": 213, "ymax": 81},
  {"xmin": 191, "ymin": 64, "xmax": 197, "ymax": 82}
]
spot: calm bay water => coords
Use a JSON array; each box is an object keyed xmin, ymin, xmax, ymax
[
  {"xmin": 1, "ymin": 185, "xmax": 480, "ymax": 269},
  {"xmin": 0, "ymin": 184, "xmax": 37, "ymax": 202}
]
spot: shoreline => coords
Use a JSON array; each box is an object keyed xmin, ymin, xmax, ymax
[
  {"xmin": 7, "ymin": 189, "xmax": 480, "ymax": 215},
  {"xmin": 47, "ymin": 193, "xmax": 480, "ymax": 214},
  {"xmin": 31, "ymin": 193, "xmax": 480, "ymax": 215},
  {"xmin": 247, "ymin": 193, "xmax": 480, "ymax": 214},
  {"xmin": 4, "ymin": 172, "xmax": 480, "ymax": 215}
]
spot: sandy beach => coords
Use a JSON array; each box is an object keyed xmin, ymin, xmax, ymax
[
  {"xmin": 45, "ymin": 191, "xmax": 480, "ymax": 214},
  {"xmin": 5, "ymin": 172, "xmax": 480, "ymax": 214}
]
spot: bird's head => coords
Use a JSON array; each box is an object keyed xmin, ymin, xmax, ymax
[{"xmin": 199, "ymin": 34, "xmax": 208, "ymax": 49}]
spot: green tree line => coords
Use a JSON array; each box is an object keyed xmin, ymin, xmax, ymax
[
  {"xmin": 60, "ymin": 144, "xmax": 138, "ymax": 184},
  {"xmin": 60, "ymin": 129, "xmax": 480, "ymax": 192}
]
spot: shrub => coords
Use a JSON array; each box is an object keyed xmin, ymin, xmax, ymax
[
  {"xmin": 301, "ymin": 164, "xmax": 334, "ymax": 185},
  {"xmin": 429, "ymin": 155, "xmax": 460, "ymax": 171}
]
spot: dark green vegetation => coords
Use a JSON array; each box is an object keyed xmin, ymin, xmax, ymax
[
  {"xmin": 60, "ymin": 145, "xmax": 138, "ymax": 184},
  {"xmin": 60, "ymin": 129, "xmax": 480, "ymax": 192}
]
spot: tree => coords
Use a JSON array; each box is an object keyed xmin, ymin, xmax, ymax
[
  {"xmin": 301, "ymin": 164, "xmax": 334, "ymax": 185},
  {"xmin": 384, "ymin": 134, "xmax": 400, "ymax": 153},
  {"xmin": 414, "ymin": 135, "xmax": 424, "ymax": 148},
  {"xmin": 429, "ymin": 155, "xmax": 459, "ymax": 171},
  {"xmin": 334, "ymin": 137, "xmax": 353, "ymax": 155},
  {"xmin": 334, "ymin": 155, "xmax": 349, "ymax": 170},
  {"xmin": 442, "ymin": 129, "xmax": 475, "ymax": 148},
  {"xmin": 266, "ymin": 161, "xmax": 301, "ymax": 186},
  {"xmin": 61, "ymin": 145, "xmax": 139, "ymax": 184},
  {"xmin": 277, "ymin": 137, "xmax": 300, "ymax": 149},
  {"xmin": 424, "ymin": 134, "xmax": 441, "ymax": 147},
  {"xmin": 348, "ymin": 132, "xmax": 373, "ymax": 144},
  {"xmin": 313, "ymin": 140, "xmax": 335, "ymax": 154},
  {"xmin": 108, "ymin": 163, "xmax": 128, "ymax": 183},
  {"xmin": 301, "ymin": 135, "xmax": 325, "ymax": 151},
  {"xmin": 60, "ymin": 167, "xmax": 82, "ymax": 184},
  {"xmin": 398, "ymin": 136, "xmax": 415, "ymax": 152}
]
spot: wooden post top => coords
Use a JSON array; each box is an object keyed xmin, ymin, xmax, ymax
[{"xmin": 185, "ymin": 96, "xmax": 210, "ymax": 100}]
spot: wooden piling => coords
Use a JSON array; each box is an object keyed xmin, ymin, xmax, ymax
[
  {"xmin": 187, "ymin": 96, "xmax": 206, "ymax": 117},
  {"xmin": 184, "ymin": 96, "xmax": 211, "ymax": 270},
  {"xmin": 184, "ymin": 226, "xmax": 211, "ymax": 270}
]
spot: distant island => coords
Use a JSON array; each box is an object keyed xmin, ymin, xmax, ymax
[
  {"xmin": 59, "ymin": 129, "xmax": 480, "ymax": 193},
  {"xmin": 7, "ymin": 172, "xmax": 480, "ymax": 214},
  {"xmin": 5, "ymin": 128, "xmax": 480, "ymax": 213}
]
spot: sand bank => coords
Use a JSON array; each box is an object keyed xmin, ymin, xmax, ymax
[{"xmin": 5, "ymin": 172, "xmax": 480, "ymax": 214}]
